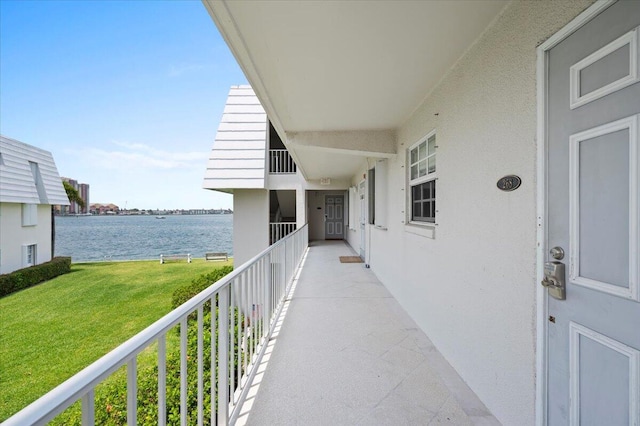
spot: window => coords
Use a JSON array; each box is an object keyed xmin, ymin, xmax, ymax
[
  {"xmin": 23, "ymin": 244, "xmax": 37, "ymax": 267},
  {"xmin": 22, "ymin": 203, "xmax": 37, "ymax": 226},
  {"xmin": 30, "ymin": 161, "xmax": 48, "ymax": 203},
  {"xmin": 367, "ymin": 167, "xmax": 375, "ymax": 224},
  {"xmin": 374, "ymin": 159, "xmax": 388, "ymax": 228},
  {"xmin": 409, "ymin": 131, "xmax": 436, "ymax": 223}
]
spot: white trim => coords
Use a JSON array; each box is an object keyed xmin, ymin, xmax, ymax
[
  {"xmin": 570, "ymin": 28, "xmax": 639, "ymax": 109},
  {"xmin": 535, "ymin": 2, "xmax": 616, "ymax": 426},
  {"xmin": 407, "ymin": 129, "xmax": 437, "ymax": 225},
  {"xmin": 569, "ymin": 322, "xmax": 640, "ymax": 426},
  {"xmin": 408, "ymin": 129, "xmax": 437, "ymax": 186},
  {"xmin": 568, "ymin": 115, "xmax": 639, "ymax": 302}
]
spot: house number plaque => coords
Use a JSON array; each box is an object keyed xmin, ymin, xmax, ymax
[{"xmin": 497, "ymin": 175, "xmax": 521, "ymax": 192}]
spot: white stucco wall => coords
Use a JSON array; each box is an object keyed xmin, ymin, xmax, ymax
[
  {"xmin": 0, "ymin": 203, "xmax": 52, "ymax": 274},
  {"xmin": 359, "ymin": 2, "xmax": 593, "ymax": 425},
  {"xmin": 232, "ymin": 189, "xmax": 270, "ymax": 266}
]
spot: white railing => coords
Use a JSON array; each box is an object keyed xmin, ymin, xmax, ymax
[
  {"xmin": 270, "ymin": 222, "xmax": 296, "ymax": 244},
  {"xmin": 269, "ymin": 149, "xmax": 296, "ymax": 174},
  {"xmin": 5, "ymin": 224, "xmax": 309, "ymax": 426}
]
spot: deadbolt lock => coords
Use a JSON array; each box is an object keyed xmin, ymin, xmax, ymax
[{"xmin": 541, "ymin": 261, "xmax": 566, "ymax": 300}]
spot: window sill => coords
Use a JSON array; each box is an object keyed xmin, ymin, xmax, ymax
[
  {"xmin": 374, "ymin": 225, "xmax": 388, "ymax": 231},
  {"xmin": 404, "ymin": 222, "xmax": 436, "ymax": 239}
]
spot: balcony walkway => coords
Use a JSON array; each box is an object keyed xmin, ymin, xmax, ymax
[{"xmin": 238, "ymin": 240, "xmax": 500, "ymax": 425}]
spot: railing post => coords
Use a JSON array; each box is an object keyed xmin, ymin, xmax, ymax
[
  {"xmin": 81, "ymin": 390, "xmax": 94, "ymax": 426},
  {"xmin": 218, "ymin": 286, "xmax": 230, "ymax": 425},
  {"xmin": 158, "ymin": 336, "xmax": 166, "ymax": 426},
  {"xmin": 127, "ymin": 358, "xmax": 137, "ymax": 426},
  {"xmin": 197, "ymin": 306, "xmax": 204, "ymax": 426},
  {"xmin": 180, "ymin": 319, "xmax": 187, "ymax": 426}
]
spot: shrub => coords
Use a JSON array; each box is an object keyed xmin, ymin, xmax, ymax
[
  {"xmin": 53, "ymin": 303, "xmax": 245, "ymax": 425},
  {"xmin": 52, "ymin": 266, "xmax": 241, "ymax": 425},
  {"xmin": 171, "ymin": 266, "xmax": 233, "ymax": 309},
  {"xmin": 0, "ymin": 257, "xmax": 71, "ymax": 298}
]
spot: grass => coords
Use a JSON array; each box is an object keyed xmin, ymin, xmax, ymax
[{"xmin": 0, "ymin": 258, "xmax": 232, "ymax": 421}]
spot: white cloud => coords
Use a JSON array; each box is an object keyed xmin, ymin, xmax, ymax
[
  {"xmin": 168, "ymin": 63, "xmax": 206, "ymax": 77},
  {"xmin": 71, "ymin": 141, "xmax": 208, "ymax": 170}
]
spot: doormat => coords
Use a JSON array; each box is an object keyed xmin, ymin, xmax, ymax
[{"xmin": 339, "ymin": 256, "xmax": 363, "ymax": 263}]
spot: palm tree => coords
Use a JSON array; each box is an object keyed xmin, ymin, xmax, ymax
[
  {"xmin": 52, "ymin": 181, "xmax": 87, "ymax": 257},
  {"xmin": 63, "ymin": 181, "xmax": 85, "ymax": 211}
]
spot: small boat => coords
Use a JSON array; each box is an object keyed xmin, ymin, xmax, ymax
[{"xmin": 156, "ymin": 216, "xmax": 166, "ymax": 219}]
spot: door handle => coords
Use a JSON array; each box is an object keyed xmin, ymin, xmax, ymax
[{"xmin": 541, "ymin": 261, "xmax": 566, "ymax": 300}]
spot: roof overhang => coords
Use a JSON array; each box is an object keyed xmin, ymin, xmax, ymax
[{"xmin": 203, "ymin": 0, "xmax": 508, "ymax": 180}]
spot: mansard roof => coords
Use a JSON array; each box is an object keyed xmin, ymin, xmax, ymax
[{"xmin": 0, "ymin": 135, "xmax": 70, "ymax": 205}]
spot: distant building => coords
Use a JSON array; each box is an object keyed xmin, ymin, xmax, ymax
[
  {"xmin": 90, "ymin": 203, "xmax": 119, "ymax": 215},
  {"xmin": 0, "ymin": 135, "xmax": 69, "ymax": 274},
  {"xmin": 78, "ymin": 183, "xmax": 89, "ymax": 214},
  {"xmin": 57, "ymin": 178, "xmax": 89, "ymax": 215}
]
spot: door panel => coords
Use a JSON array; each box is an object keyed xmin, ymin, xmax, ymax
[
  {"xmin": 325, "ymin": 195, "xmax": 344, "ymax": 240},
  {"xmin": 546, "ymin": 2, "xmax": 640, "ymax": 425}
]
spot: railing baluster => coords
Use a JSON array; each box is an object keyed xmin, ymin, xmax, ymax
[
  {"xmin": 158, "ymin": 335, "xmax": 166, "ymax": 426},
  {"xmin": 211, "ymin": 296, "xmax": 217, "ymax": 426},
  {"xmin": 180, "ymin": 319, "xmax": 187, "ymax": 426},
  {"xmin": 268, "ymin": 149, "xmax": 296, "ymax": 174},
  {"xmin": 127, "ymin": 358, "xmax": 137, "ymax": 426},
  {"xmin": 239, "ymin": 271, "xmax": 247, "ymax": 396},
  {"xmin": 229, "ymin": 280, "xmax": 235, "ymax": 406},
  {"xmin": 81, "ymin": 390, "xmax": 94, "ymax": 426},
  {"xmin": 266, "ymin": 254, "xmax": 272, "ymax": 331},
  {"xmin": 197, "ymin": 306, "xmax": 204, "ymax": 426},
  {"xmin": 218, "ymin": 287, "xmax": 229, "ymax": 425},
  {"xmin": 251, "ymin": 265, "xmax": 256, "ymax": 362},
  {"xmin": 258, "ymin": 259, "xmax": 264, "ymax": 343},
  {"xmin": 237, "ymin": 276, "xmax": 243, "ymax": 400},
  {"xmin": 4, "ymin": 224, "xmax": 309, "ymax": 426}
]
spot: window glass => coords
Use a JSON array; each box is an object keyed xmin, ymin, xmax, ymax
[
  {"xmin": 408, "ymin": 132, "xmax": 436, "ymax": 224},
  {"xmin": 419, "ymin": 161, "xmax": 427, "ymax": 177},
  {"xmin": 418, "ymin": 142, "xmax": 426, "ymax": 160},
  {"xmin": 428, "ymin": 135, "xmax": 436, "ymax": 155}
]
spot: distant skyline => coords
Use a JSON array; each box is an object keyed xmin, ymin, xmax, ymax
[{"xmin": 0, "ymin": 0, "xmax": 248, "ymax": 209}]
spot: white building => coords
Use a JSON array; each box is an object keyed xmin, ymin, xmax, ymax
[
  {"xmin": 203, "ymin": 1, "xmax": 640, "ymax": 425},
  {"xmin": 204, "ymin": 85, "xmax": 352, "ymax": 265},
  {"xmin": 0, "ymin": 136, "xmax": 69, "ymax": 275}
]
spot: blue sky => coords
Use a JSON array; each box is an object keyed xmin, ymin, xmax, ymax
[{"xmin": 1, "ymin": 0, "xmax": 247, "ymax": 210}]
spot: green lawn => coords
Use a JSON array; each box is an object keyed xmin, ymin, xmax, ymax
[{"xmin": 0, "ymin": 258, "xmax": 232, "ymax": 421}]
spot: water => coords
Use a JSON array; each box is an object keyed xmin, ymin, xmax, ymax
[{"xmin": 54, "ymin": 214, "xmax": 233, "ymax": 262}]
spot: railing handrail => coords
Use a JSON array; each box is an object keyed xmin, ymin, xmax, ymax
[{"xmin": 4, "ymin": 223, "xmax": 309, "ymax": 426}]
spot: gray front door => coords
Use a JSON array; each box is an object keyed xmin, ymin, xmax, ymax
[
  {"xmin": 325, "ymin": 195, "xmax": 344, "ymax": 240},
  {"xmin": 546, "ymin": 2, "xmax": 640, "ymax": 424}
]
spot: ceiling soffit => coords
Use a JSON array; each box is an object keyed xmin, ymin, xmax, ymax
[{"xmin": 203, "ymin": 0, "xmax": 508, "ymax": 178}]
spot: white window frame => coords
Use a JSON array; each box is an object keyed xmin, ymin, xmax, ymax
[
  {"xmin": 22, "ymin": 203, "xmax": 38, "ymax": 227},
  {"xmin": 408, "ymin": 130, "xmax": 437, "ymax": 225},
  {"xmin": 22, "ymin": 244, "xmax": 37, "ymax": 267}
]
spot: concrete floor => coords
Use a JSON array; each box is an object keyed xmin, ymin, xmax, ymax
[{"xmin": 237, "ymin": 240, "xmax": 500, "ymax": 426}]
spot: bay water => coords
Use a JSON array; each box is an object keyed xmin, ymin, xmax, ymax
[{"xmin": 54, "ymin": 214, "xmax": 233, "ymax": 262}]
